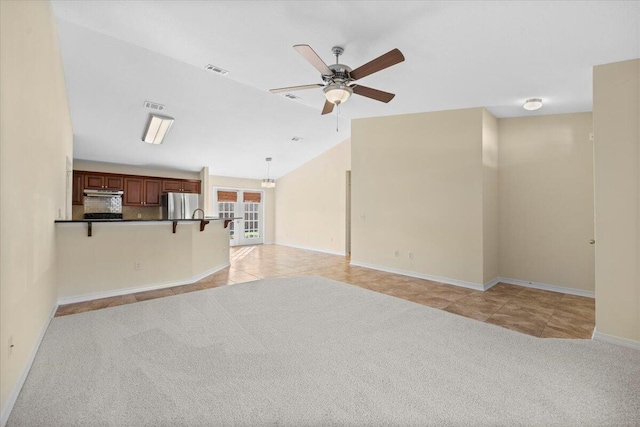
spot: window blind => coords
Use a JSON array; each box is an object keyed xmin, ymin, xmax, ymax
[
  {"xmin": 243, "ymin": 192, "xmax": 261, "ymax": 203},
  {"xmin": 217, "ymin": 190, "xmax": 238, "ymax": 202}
]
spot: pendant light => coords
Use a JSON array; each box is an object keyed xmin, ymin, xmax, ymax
[{"xmin": 261, "ymin": 157, "xmax": 275, "ymax": 188}]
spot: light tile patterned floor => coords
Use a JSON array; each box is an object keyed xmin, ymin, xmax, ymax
[{"xmin": 56, "ymin": 245, "xmax": 595, "ymax": 339}]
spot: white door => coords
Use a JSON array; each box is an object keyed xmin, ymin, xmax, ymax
[{"xmin": 215, "ymin": 188, "xmax": 264, "ymax": 247}]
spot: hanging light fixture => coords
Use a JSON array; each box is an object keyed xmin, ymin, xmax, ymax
[{"xmin": 261, "ymin": 157, "xmax": 275, "ymax": 188}]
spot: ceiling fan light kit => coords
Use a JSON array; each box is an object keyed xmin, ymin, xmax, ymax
[
  {"xmin": 270, "ymin": 44, "xmax": 405, "ymax": 115},
  {"xmin": 523, "ymin": 98, "xmax": 543, "ymax": 111},
  {"xmin": 323, "ymin": 83, "xmax": 352, "ymax": 105}
]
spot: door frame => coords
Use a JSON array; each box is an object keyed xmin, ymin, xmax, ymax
[{"xmin": 213, "ymin": 186, "xmax": 266, "ymax": 246}]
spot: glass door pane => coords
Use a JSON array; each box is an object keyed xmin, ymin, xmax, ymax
[
  {"xmin": 215, "ymin": 188, "xmax": 264, "ymax": 246},
  {"xmin": 243, "ymin": 202, "xmax": 261, "ymax": 243},
  {"xmin": 217, "ymin": 201, "xmax": 237, "ymax": 246}
]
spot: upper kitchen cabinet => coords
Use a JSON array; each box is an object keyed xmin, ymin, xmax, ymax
[
  {"xmin": 124, "ymin": 178, "xmax": 162, "ymax": 206},
  {"xmin": 72, "ymin": 171, "xmax": 84, "ymax": 205},
  {"xmin": 84, "ymin": 173, "xmax": 124, "ymax": 190},
  {"xmin": 162, "ymin": 179, "xmax": 201, "ymax": 194}
]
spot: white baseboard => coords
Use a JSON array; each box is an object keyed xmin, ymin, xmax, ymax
[
  {"xmin": 497, "ymin": 277, "xmax": 595, "ymax": 298},
  {"xmin": 1, "ymin": 302, "xmax": 58, "ymax": 427},
  {"xmin": 57, "ymin": 262, "xmax": 231, "ymax": 305},
  {"xmin": 349, "ymin": 260, "xmax": 485, "ymax": 291},
  {"xmin": 592, "ymin": 328, "xmax": 640, "ymax": 350},
  {"xmin": 275, "ymin": 242, "xmax": 346, "ymax": 257},
  {"xmin": 483, "ymin": 277, "xmax": 500, "ymax": 291}
]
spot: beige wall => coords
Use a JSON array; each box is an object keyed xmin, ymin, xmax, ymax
[
  {"xmin": 274, "ymin": 139, "xmax": 351, "ymax": 255},
  {"xmin": 482, "ymin": 110, "xmax": 500, "ymax": 284},
  {"xmin": 208, "ymin": 175, "xmax": 275, "ymax": 244},
  {"xmin": 73, "ymin": 159, "xmax": 200, "ymax": 180},
  {"xmin": 57, "ymin": 221, "xmax": 229, "ymax": 300},
  {"xmin": 351, "ymin": 109, "xmax": 487, "ymax": 286},
  {"xmin": 498, "ymin": 113, "xmax": 595, "ymax": 292},
  {"xmin": 593, "ymin": 59, "xmax": 640, "ymax": 343},
  {"xmin": 0, "ymin": 0, "xmax": 73, "ymax": 419}
]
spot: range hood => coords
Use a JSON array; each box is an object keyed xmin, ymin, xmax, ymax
[{"xmin": 84, "ymin": 189, "xmax": 124, "ymax": 197}]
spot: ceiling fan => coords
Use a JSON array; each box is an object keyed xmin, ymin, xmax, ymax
[{"xmin": 270, "ymin": 45, "xmax": 405, "ymax": 115}]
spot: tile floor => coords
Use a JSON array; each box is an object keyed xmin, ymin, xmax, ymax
[{"xmin": 55, "ymin": 245, "xmax": 595, "ymax": 339}]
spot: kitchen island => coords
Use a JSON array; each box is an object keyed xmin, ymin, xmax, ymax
[{"xmin": 55, "ymin": 218, "xmax": 233, "ymax": 303}]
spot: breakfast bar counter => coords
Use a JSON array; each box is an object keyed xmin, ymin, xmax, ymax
[
  {"xmin": 55, "ymin": 218, "xmax": 233, "ymax": 303},
  {"xmin": 55, "ymin": 217, "xmax": 235, "ymax": 236}
]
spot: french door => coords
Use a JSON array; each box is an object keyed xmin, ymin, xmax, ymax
[{"xmin": 215, "ymin": 188, "xmax": 264, "ymax": 246}]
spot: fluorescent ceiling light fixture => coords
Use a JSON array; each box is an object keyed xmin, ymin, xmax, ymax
[
  {"xmin": 261, "ymin": 157, "xmax": 276, "ymax": 188},
  {"xmin": 523, "ymin": 98, "xmax": 543, "ymax": 111},
  {"xmin": 143, "ymin": 114, "xmax": 174, "ymax": 145},
  {"xmin": 324, "ymin": 83, "xmax": 353, "ymax": 105}
]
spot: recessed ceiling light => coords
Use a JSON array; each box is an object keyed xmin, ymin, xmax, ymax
[
  {"xmin": 523, "ymin": 98, "xmax": 543, "ymax": 111},
  {"xmin": 205, "ymin": 64, "xmax": 229, "ymax": 76}
]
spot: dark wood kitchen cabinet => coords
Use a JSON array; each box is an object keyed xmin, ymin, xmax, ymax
[
  {"xmin": 72, "ymin": 172, "xmax": 84, "ymax": 205},
  {"xmin": 161, "ymin": 179, "xmax": 201, "ymax": 194},
  {"xmin": 124, "ymin": 178, "xmax": 162, "ymax": 206},
  {"xmin": 84, "ymin": 173, "xmax": 124, "ymax": 190}
]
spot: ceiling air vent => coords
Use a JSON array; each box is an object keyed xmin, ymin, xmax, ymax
[
  {"xmin": 283, "ymin": 93, "xmax": 301, "ymax": 100},
  {"xmin": 144, "ymin": 101, "xmax": 165, "ymax": 111},
  {"xmin": 291, "ymin": 136, "xmax": 303, "ymax": 142},
  {"xmin": 205, "ymin": 64, "xmax": 229, "ymax": 76}
]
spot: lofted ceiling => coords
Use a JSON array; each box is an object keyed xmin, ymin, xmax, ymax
[{"xmin": 51, "ymin": 1, "xmax": 640, "ymax": 179}]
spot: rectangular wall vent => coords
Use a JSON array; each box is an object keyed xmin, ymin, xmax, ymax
[
  {"xmin": 284, "ymin": 93, "xmax": 300, "ymax": 100},
  {"xmin": 291, "ymin": 136, "xmax": 303, "ymax": 142},
  {"xmin": 205, "ymin": 64, "xmax": 229, "ymax": 76},
  {"xmin": 144, "ymin": 101, "xmax": 165, "ymax": 111}
]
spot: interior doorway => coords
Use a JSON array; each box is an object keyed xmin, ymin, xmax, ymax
[{"xmin": 214, "ymin": 188, "xmax": 264, "ymax": 246}]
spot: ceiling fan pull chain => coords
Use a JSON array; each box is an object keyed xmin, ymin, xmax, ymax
[{"xmin": 336, "ymin": 103, "xmax": 340, "ymax": 132}]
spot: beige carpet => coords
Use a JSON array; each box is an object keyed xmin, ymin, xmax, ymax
[{"xmin": 8, "ymin": 276, "xmax": 640, "ymax": 426}]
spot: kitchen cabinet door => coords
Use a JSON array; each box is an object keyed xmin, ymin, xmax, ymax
[
  {"xmin": 123, "ymin": 178, "xmax": 143, "ymax": 205},
  {"xmin": 84, "ymin": 174, "xmax": 105, "ymax": 189},
  {"xmin": 84, "ymin": 173, "xmax": 123, "ymax": 190},
  {"xmin": 104, "ymin": 176, "xmax": 124, "ymax": 190},
  {"xmin": 144, "ymin": 179, "xmax": 162, "ymax": 206},
  {"xmin": 72, "ymin": 172, "xmax": 84, "ymax": 205},
  {"xmin": 161, "ymin": 179, "xmax": 183, "ymax": 193},
  {"xmin": 182, "ymin": 181, "xmax": 200, "ymax": 193}
]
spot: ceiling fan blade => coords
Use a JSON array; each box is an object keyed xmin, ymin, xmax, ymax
[
  {"xmin": 321, "ymin": 100, "xmax": 335, "ymax": 115},
  {"xmin": 352, "ymin": 85, "xmax": 396, "ymax": 103},
  {"xmin": 269, "ymin": 83, "xmax": 323, "ymax": 94},
  {"xmin": 350, "ymin": 48, "xmax": 405, "ymax": 80},
  {"xmin": 293, "ymin": 44, "xmax": 333, "ymax": 76}
]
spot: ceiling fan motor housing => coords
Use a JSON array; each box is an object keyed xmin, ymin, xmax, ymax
[{"xmin": 323, "ymin": 64, "xmax": 353, "ymax": 84}]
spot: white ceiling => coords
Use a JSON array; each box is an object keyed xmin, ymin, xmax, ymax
[{"xmin": 52, "ymin": 1, "xmax": 640, "ymax": 179}]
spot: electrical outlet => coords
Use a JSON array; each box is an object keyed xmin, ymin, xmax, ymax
[
  {"xmin": 137, "ymin": 213, "xmax": 142, "ymax": 219},
  {"xmin": 394, "ymin": 250, "xmax": 399, "ymax": 257},
  {"xmin": 360, "ymin": 214, "xmax": 366, "ymax": 220},
  {"xmin": 8, "ymin": 335, "xmax": 14, "ymax": 356},
  {"xmin": 134, "ymin": 262, "xmax": 142, "ymax": 270},
  {"xmin": 408, "ymin": 252, "xmax": 414, "ymax": 259}
]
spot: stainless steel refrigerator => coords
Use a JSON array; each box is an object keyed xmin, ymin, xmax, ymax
[{"xmin": 162, "ymin": 192, "xmax": 200, "ymax": 219}]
